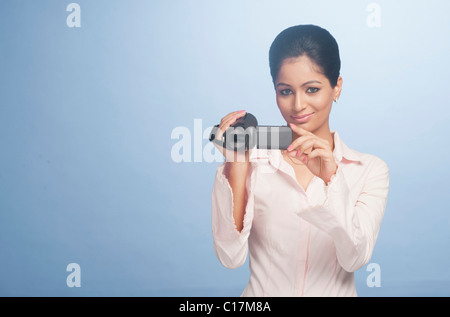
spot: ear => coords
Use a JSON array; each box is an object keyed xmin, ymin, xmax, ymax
[{"xmin": 334, "ymin": 76, "xmax": 343, "ymax": 101}]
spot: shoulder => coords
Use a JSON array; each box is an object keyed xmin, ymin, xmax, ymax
[
  {"xmin": 354, "ymin": 150, "xmax": 389, "ymax": 174},
  {"xmin": 338, "ymin": 149, "xmax": 390, "ymax": 199},
  {"xmin": 343, "ymin": 149, "xmax": 389, "ymax": 192},
  {"xmin": 335, "ymin": 130, "xmax": 389, "ymax": 187},
  {"xmin": 335, "ymin": 131, "xmax": 388, "ymax": 174},
  {"xmin": 333, "ymin": 130, "xmax": 388, "ymax": 174}
]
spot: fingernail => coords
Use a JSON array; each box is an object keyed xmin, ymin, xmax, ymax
[
  {"xmin": 287, "ymin": 145, "xmax": 292, "ymax": 151},
  {"xmin": 239, "ymin": 110, "xmax": 246, "ymax": 113}
]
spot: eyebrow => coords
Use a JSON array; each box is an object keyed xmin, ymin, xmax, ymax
[{"xmin": 276, "ymin": 80, "xmax": 322, "ymax": 88}]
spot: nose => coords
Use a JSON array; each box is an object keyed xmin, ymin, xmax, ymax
[{"xmin": 293, "ymin": 92, "xmax": 306, "ymax": 112}]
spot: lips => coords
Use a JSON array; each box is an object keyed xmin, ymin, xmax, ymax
[
  {"xmin": 291, "ymin": 113, "xmax": 314, "ymax": 123},
  {"xmin": 292, "ymin": 113, "xmax": 314, "ymax": 119}
]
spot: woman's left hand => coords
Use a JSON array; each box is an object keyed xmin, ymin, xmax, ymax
[{"xmin": 285, "ymin": 124, "xmax": 338, "ymax": 184}]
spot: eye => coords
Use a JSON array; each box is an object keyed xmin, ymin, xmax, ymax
[
  {"xmin": 279, "ymin": 89, "xmax": 293, "ymax": 96},
  {"xmin": 306, "ymin": 87, "xmax": 320, "ymax": 93}
]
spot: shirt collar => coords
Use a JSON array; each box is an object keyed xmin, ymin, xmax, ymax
[{"xmin": 249, "ymin": 130, "xmax": 362, "ymax": 169}]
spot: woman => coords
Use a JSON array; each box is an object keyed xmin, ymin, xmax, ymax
[{"xmin": 211, "ymin": 24, "xmax": 389, "ymax": 297}]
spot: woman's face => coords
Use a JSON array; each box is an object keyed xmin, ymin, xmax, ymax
[{"xmin": 275, "ymin": 55, "xmax": 342, "ymax": 135}]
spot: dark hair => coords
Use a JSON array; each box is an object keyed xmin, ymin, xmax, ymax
[{"xmin": 269, "ymin": 24, "xmax": 341, "ymax": 88}]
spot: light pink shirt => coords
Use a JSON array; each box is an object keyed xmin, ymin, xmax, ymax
[{"xmin": 211, "ymin": 131, "xmax": 389, "ymax": 297}]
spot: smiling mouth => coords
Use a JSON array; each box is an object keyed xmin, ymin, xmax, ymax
[
  {"xmin": 291, "ymin": 113, "xmax": 314, "ymax": 123},
  {"xmin": 292, "ymin": 113, "xmax": 314, "ymax": 119}
]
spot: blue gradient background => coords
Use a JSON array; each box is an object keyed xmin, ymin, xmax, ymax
[{"xmin": 0, "ymin": 0, "xmax": 449, "ymax": 296}]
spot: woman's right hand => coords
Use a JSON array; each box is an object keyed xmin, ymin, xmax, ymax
[{"xmin": 213, "ymin": 110, "xmax": 249, "ymax": 163}]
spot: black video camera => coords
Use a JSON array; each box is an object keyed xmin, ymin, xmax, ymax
[{"xmin": 209, "ymin": 112, "xmax": 292, "ymax": 151}]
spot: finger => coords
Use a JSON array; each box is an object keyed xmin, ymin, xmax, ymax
[
  {"xmin": 220, "ymin": 110, "xmax": 246, "ymax": 126},
  {"xmin": 217, "ymin": 117, "xmax": 238, "ymax": 141},
  {"xmin": 295, "ymin": 139, "xmax": 317, "ymax": 156},
  {"xmin": 218, "ymin": 111, "xmax": 246, "ymax": 134},
  {"xmin": 296, "ymin": 138, "xmax": 329, "ymax": 156},
  {"xmin": 216, "ymin": 111, "xmax": 246, "ymax": 140},
  {"xmin": 289, "ymin": 123, "xmax": 313, "ymax": 136},
  {"xmin": 221, "ymin": 112, "xmax": 245, "ymax": 128},
  {"xmin": 288, "ymin": 132, "xmax": 330, "ymax": 152},
  {"xmin": 301, "ymin": 148, "xmax": 332, "ymax": 162},
  {"xmin": 287, "ymin": 135, "xmax": 316, "ymax": 152}
]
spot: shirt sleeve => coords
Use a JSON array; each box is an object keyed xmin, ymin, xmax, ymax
[
  {"xmin": 211, "ymin": 162, "xmax": 256, "ymax": 269},
  {"xmin": 296, "ymin": 157, "xmax": 389, "ymax": 272}
]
